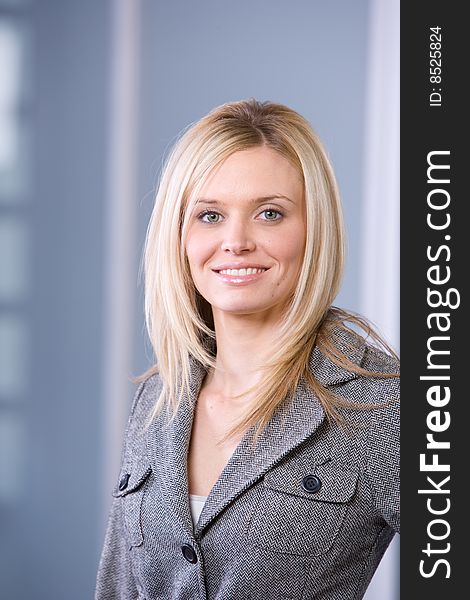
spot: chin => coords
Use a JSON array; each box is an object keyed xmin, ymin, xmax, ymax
[
  {"xmin": 211, "ymin": 300, "xmax": 285, "ymax": 319},
  {"xmin": 214, "ymin": 305, "xmax": 262, "ymax": 315}
]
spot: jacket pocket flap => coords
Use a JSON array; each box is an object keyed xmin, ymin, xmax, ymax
[
  {"xmin": 112, "ymin": 462, "xmax": 152, "ymax": 498},
  {"xmin": 264, "ymin": 461, "xmax": 358, "ymax": 503}
]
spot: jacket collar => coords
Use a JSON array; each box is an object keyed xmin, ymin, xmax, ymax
[{"xmin": 146, "ymin": 327, "xmax": 366, "ymax": 539}]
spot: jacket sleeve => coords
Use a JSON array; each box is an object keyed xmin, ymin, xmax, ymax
[
  {"xmin": 94, "ymin": 380, "xmax": 149, "ymax": 600},
  {"xmin": 365, "ymin": 391, "xmax": 400, "ymax": 534}
]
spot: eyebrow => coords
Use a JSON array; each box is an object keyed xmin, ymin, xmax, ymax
[{"xmin": 195, "ymin": 194, "xmax": 295, "ymax": 205}]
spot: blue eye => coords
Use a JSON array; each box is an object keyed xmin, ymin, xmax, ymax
[
  {"xmin": 198, "ymin": 210, "xmax": 222, "ymax": 223},
  {"xmin": 260, "ymin": 209, "xmax": 282, "ymax": 221}
]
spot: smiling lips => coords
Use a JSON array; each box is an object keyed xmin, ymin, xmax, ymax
[
  {"xmin": 212, "ymin": 266, "xmax": 269, "ymax": 284},
  {"xmin": 218, "ymin": 267, "xmax": 266, "ymax": 276}
]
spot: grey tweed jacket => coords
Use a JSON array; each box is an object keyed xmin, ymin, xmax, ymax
[{"xmin": 95, "ymin": 328, "xmax": 400, "ymax": 600}]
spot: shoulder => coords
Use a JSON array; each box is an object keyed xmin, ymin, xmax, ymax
[
  {"xmin": 310, "ymin": 322, "xmax": 400, "ymax": 403},
  {"xmin": 359, "ymin": 342, "xmax": 400, "ymax": 402},
  {"xmin": 361, "ymin": 342, "xmax": 400, "ymax": 377},
  {"xmin": 328, "ymin": 328, "xmax": 400, "ymax": 439},
  {"xmin": 109, "ymin": 372, "xmax": 164, "ymax": 484},
  {"xmin": 123, "ymin": 372, "xmax": 163, "ymax": 445},
  {"xmin": 129, "ymin": 372, "xmax": 162, "ymax": 417}
]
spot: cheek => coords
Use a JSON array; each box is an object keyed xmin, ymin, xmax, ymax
[
  {"xmin": 286, "ymin": 239, "xmax": 306, "ymax": 263},
  {"xmin": 184, "ymin": 230, "xmax": 201, "ymax": 264},
  {"xmin": 184, "ymin": 230, "xmax": 213, "ymax": 271},
  {"xmin": 276, "ymin": 226, "xmax": 306, "ymax": 267}
]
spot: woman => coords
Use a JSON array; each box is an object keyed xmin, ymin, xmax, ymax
[{"xmin": 95, "ymin": 99, "xmax": 399, "ymax": 600}]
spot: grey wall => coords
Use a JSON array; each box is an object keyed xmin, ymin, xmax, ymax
[
  {"xmin": 0, "ymin": 1, "xmax": 397, "ymax": 599},
  {"xmin": 0, "ymin": 1, "xmax": 111, "ymax": 599}
]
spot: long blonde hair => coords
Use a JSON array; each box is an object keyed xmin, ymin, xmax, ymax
[{"xmin": 138, "ymin": 99, "xmax": 397, "ymax": 444}]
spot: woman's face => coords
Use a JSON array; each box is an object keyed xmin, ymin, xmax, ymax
[{"xmin": 185, "ymin": 145, "xmax": 306, "ymax": 324}]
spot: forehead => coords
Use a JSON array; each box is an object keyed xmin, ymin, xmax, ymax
[{"xmin": 199, "ymin": 146, "xmax": 304, "ymax": 201}]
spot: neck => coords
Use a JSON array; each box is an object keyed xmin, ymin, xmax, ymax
[{"xmin": 206, "ymin": 311, "xmax": 281, "ymax": 399}]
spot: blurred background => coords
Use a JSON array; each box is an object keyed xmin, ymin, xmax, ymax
[{"xmin": 0, "ymin": 0, "xmax": 399, "ymax": 598}]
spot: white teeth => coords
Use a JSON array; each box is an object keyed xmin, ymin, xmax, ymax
[{"xmin": 219, "ymin": 268, "xmax": 266, "ymax": 275}]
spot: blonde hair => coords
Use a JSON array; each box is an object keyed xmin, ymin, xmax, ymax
[{"xmin": 138, "ymin": 99, "xmax": 397, "ymax": 444}]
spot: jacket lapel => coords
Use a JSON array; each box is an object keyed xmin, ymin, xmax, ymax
[
  {"xmin": 147, "ymin": 328, "xmax": 367, "ymax": 539},
  {"xmin": 195, "ymin": 374, "xmax": 325, "ymax": 536},
  {"xmin": 146, "ymin": 360, "xmax": 207, "ymax": 539}
]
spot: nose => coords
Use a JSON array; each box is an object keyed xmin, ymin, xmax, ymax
[{"xmin": 220, "ymin": 218, "xmax": 256, "ymax": 254}]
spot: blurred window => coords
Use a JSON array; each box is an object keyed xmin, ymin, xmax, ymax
[{"xmin": 0, "ymin": 2, "xmax": 30, "ymax": 504}]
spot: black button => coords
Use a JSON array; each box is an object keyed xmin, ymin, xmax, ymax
[
  {"xmin": 301, "ymin": 474, "xmax": 322, "ymax": 493},
  {"xmin": 181, "ymin": 544, "xmax": 198, "ymax": 563},
  {"xmin": 118, "ymin": 473, "xmax": 130, "ymax": 491}
]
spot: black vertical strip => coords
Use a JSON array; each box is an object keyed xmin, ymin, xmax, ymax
[{"xmin": 401, "ymin": 2, "xmax": 466, "ymax": 596}]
